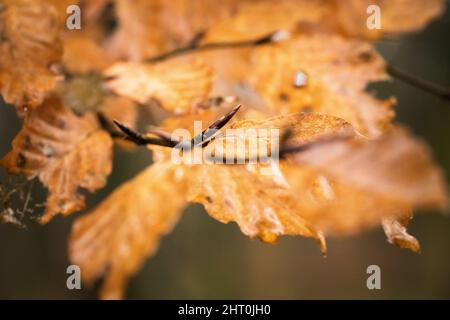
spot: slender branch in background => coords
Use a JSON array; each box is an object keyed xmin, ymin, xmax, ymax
[
  {"xmin": 387, "ymin": 64, "xmax": 450, "ymax": 102},
  {"xmin": 145, "ymin": 30, "xmax": 290, "ymax": 63}
]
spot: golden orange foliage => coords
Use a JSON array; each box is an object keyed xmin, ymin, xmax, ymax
[
  {"xmin": 0, "ymin": 0, "xmax": 448, "ymax": 299},
  {"xmin": 1, "ymin": 96, "xmax": 113, "ymax": 223}
]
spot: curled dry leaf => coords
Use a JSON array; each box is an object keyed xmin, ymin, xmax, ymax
[
  {"xmin": 382, "ymin": 215, "xmax": 421, "ymax": 253},
  {"xmin": 0, "ymin": 96, "xmax": 113, "ymax": 223},
  {"xmin": 70, "ymin": 161, "xmax": 188, "ymax": 300},
  {"xmin": 0, "ymin": 0, "xmax": 63, "ymax": 109},
  {"xmin": 104, "ymin": 58, "xmax": 213, "ymax": 114}
]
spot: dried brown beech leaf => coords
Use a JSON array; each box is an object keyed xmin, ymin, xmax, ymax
[
  {"xmin": 382, "ymin": 214, "xmax": 421, "ymax": 253},
  {"xmin": 248, "ymin": 34, "xmax": 394, "ymax": 138},
  {"xmin": 0, "ymin": 0, "xmax": 63, "ymax": 109},
  {"xmin": 69, "ymin": 162, "xmax": 188, "ymax": 300},
  {"xmin": 0, "ymin": 96, "xmax": 113, "ymax": 223},
  {"xmin": 104, "ymin": 58, "xmax": 213, "ymax": 114},
  {"xmin": 187, "ymin": 163, "xmax": 325, "ymax": 249},
  {"xmin": 335, "ymin": 0, "xmax": 445, "ymax": 40},
  {"xmin": 183, "ymin": 113, "xmax": 355, "ymax": 246}
]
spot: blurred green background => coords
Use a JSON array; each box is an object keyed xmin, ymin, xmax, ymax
[{"xmin": 1, "ymin": 5, "xmax": 450, "ymax": 300}]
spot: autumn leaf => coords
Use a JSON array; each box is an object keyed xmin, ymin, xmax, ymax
[
  {"xmin": 200, "ymin": 33, "xmax": 394, "ymax": 138},
  {"xmin": 69, "ymin": 161, "xmax": 188, "ymax": 299},
  {"xmin": 182, "ymin": 113, "xmax": 353, "ymax": 247},
  {"xmin": 0, "ymin": 96, "xmax": 113, "ymax": 223},
  {"xmin": 281, "ymin": 126, "xmax": 448, "ymax": 235},
  {"xmin": 0, "ymin": 0, "xmax": 63, "ymax": 109},
  {"xmin": 104, "ymin": 57, "xmax": 213, "ymax": 114}
]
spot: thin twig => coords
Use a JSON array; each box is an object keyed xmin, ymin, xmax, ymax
[
  {"xmin": 96, "ymin": 112, "xmax": 124, "ymax": 139},
  {"xmin": 113, "ymin": 120, "xmax": 178, "ymax": 148},
  {"xmin": 145, "ymin": 30, "xmax": 289, "ymax": 63},
  {"xmin": 114, "ymin": 105, "xmax": 242, "ymax": 148},
  {"xmin": 387, "ymin": 64, "xmax": 450, "ymax": 102}
]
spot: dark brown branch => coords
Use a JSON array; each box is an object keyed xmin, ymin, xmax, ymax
[
  {"xmin": 145, "ymin": 30, "xmax": 289, "ymax": 63},
  {"xmin": 113, "ymin": 120, "xmax": 178, "ymax": 148},
  {"xmin": 387, "ymin": 64, "xmax": 450, "ymax": 102},
  {"xmin": 113, "ymin": 105, "xmax": 242, "ymax": 149}
]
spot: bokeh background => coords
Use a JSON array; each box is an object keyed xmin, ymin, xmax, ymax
[{"xmin": 1, "ymin": 4, "xmax": 450, "ymax": 300}]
